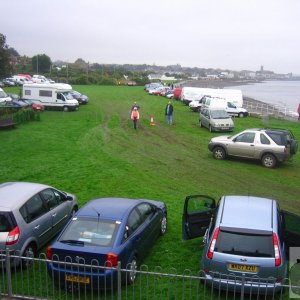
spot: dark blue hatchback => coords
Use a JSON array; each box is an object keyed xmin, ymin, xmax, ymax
[{"xmin": 46, "ymin": 197, "xmax": 167, "ymax": 290}]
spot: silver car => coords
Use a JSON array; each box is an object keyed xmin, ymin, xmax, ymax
[
  {"xmin": 0, "ymin": 182, "xmax": 78, "ymax": 267},
  {"xmin": 199, "ymin": 108, "xmax": 234, "ymax": 132},
  {"xmin": 182, "ymin": 195, "xmax": 300, "ymax": 294}
]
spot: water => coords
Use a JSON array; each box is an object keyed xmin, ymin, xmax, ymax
[{"xmin": 226, "ymin": 80, "xmax": 300, "ymax": 113}]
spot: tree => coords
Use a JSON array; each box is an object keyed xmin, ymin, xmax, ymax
[
  {"xmin": 32, "ymin": 54, "xmax": 51, "ymax": 74},
  {"xmin": 0, "ymin": 33, "xmax": 12, "ymax": 77}
]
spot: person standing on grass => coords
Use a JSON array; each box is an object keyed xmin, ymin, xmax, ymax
[
  {"xmin": 130, "ymin": 107, "xmax": 140, "ymax": 129},
  {"xmin": 298, "ymin": 103, "xmax": 300, "ymax": 121},
  {"xmin": 165, "ymin": 101, "xmax": 174, "ymax": 125}
]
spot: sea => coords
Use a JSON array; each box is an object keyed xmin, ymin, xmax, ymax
[{"xmin": 226, "ymin": 80, "xmax": 300, "ymax": 113}]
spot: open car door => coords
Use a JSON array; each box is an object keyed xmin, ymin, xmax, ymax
[
  {"xmin": 182, "ymin": 195, "xmax": 216, "ymax": 240},
  {"xmin": 281, "ymin": 210, "xmax": 300, "ymax": 248}
]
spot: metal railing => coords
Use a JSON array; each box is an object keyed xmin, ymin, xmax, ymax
[{"xmin": 1, "ymin": 250, "xmax": 299, "ymax": 300}]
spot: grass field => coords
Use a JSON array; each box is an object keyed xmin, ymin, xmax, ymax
[{"xmin": 1, "ymin": 85, "xmax": 300, "ymax": 275}]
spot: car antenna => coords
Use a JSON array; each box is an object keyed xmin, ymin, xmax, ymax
[{"xmin": 91, "ymin": 206, "xmax": 101, "ymax": 231}]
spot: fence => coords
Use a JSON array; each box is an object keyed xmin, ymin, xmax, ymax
[
  {"xmin": 243, "ymin": 99, "xmax": 298, "ymax": 122},
  {"xmin": 1, "ymin": 251, "xmax": 300, "ymax": 300}
]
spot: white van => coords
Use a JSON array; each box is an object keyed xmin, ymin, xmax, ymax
[
  {"xmin": 202, "ymin": 96, "xmax": 248, "ymax": 117},
  {"xmin": 181, "ymin": 87, "xmax": 243, "ymax": 107},
  {"xmin": 22, "ymin": 83, "xmax": 79, "ymax": 111},
  {"xmin": 0, "ymin": 88, "xmax": 12, "ymax": 103}
]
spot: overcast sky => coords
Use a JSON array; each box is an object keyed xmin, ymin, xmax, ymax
[{"xmin": 2, "ymin": 0, "xmax": 300, "ymax": 74}]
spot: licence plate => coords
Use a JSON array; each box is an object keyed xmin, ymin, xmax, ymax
[
  {"xmin": 65, "ymin": 274, "xmax": 90, "ymax": 284},
  {"xmin": 228, "ymin": 264, "xmax": 257, "ymax": 273}
]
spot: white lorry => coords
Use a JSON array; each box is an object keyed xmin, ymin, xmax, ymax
[
  {"xmin": 22, "ymin": 83, "xmax": 79, "ymax": 111},
  {"xmin": 201, "ymin": 96, "xmax": 248, "ymax": 117},
  {"xmin": 181, "ymin": 87, "xmax": 243, "ymax": 107}
]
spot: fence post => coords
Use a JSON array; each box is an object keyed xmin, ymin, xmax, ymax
[
  {"xmin": 5, "ymin": 249, "xmax": 13, "ymax": 298},
  {"xmin": 240, "ymin": 274, "xmax": 245, "ymax": 300},
  {"xmin": 117, "ymin": 261, "xmax": 122, "ymax": 300}
]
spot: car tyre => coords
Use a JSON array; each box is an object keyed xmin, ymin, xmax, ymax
[
  {"xmin": 22, "ymin": 243, "xmax": 36, "ymax": 269},
  {"xmin": 209, "ymin": 125, "xmax": 213, "ymax": 132},
  {"xmin": 213, "ymin": 147, "xmax": 226, "ymax": 160},
  {"xmin": 261, "ymin": 154, "xmax": 277, "ymax": 168},
  {"xmin": 199, "ymin": 120, "xmax": 203, "ymax": 128},
  {"xmin": 127, "ymin": 256, "xmax": 138, "ymax": 285},
  {"xmin": 63, "ymin": 106, "xmax": 69, "ymax": 112},
  {"xmin": 238, "ymin": 112, "xmax": 244, "ymax": 118},
  {"xmin": 160, "ymin": 215, "xmax": 167, "ymax": 235},
  {"xmin": 290, "ymin": 140, "xmax": 298, "ymax": 155}
]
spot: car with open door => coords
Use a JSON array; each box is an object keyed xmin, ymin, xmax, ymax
[{"xmin": 182, "ymin": 194, "xmax": 300, "ymax": 295}]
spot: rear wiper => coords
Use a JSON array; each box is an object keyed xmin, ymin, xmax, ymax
[{"xmin": 60, "ymin": 239, "xmax": 84, "ymax": 246}]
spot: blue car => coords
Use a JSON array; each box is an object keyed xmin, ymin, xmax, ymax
[{"xmin": 46, "ymin": 197, "xmax": 167, "ymax": 290}]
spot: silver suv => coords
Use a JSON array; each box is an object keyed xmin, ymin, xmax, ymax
[
  {"xmin": 208, "ymin": 128, "xmax": 298, "ymax": 168},
  {"xmin": 182, "ymin": 195, "xmax": 300, "ymax": 294},
  {"xmin": 0, "ymin": 182, "xmax": 78, "ymax": 267}
]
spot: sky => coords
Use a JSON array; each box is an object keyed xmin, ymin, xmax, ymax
[{"xmin": 1, "ymin": 0, "xmax": 300, "ymax": 74}]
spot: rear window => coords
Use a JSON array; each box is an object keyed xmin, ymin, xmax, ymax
[
  {"xmin": 59, "ymin": 217, "xmax": 118, "ymax": 247},
  {"xmin": 266, "ymin": 131, "xmax": 292, "ymax": 145},
  {"xmin": 215, "ymin": 230, "xmax": 274, "ymax": 258},
  {"xmin": 0, "ymin": 213, "xmax": 15, "ymax": 232}
]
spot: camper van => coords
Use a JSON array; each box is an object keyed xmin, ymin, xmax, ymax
[
  {"xmin": 201, "ymin": 96, "xmax": 248, "ymax": 117},
  {"xmin": 181, "ymin": 87, "xmax": 243, "ymax": 107},
  {"xmin": 22, "ymin": 83, "xmax": 79, "ymax": 111}
]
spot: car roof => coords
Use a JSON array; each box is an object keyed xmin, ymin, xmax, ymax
[
  {"xmin": 77, "ymin": 198, "xmax": 148, "ymax": 221},
  {"xmin": 219, "ymin": 195, "xmax": 274, "ymax": 231},
  {"xmin": 0, "ymin": 182, "xmax": 51, "ymax": 210}
]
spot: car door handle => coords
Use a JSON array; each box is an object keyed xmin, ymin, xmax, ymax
[
  {"xmin": 52, "ymin": 213, "xmax": 57, "ymax": 217},
  {"xmin": 250, "ymin": 144, "xmax": 254, "ymax": 146},
  {"xmin": 34, "ymin": 225, "xmax": 40, "ymax": 230}
]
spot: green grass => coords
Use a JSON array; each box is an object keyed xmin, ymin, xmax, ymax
[{"xmin": 1, "ymin": 85, "xmax": 300, "ymax": 277}]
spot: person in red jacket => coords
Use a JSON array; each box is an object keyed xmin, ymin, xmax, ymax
[{"xmin": 130, "ymin": 107, "xmax": 140, "ymax": 129}]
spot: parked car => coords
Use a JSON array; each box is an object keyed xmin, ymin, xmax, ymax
[
  {"xmin": 208, "ymin": 128, "xmax": 298, "ymax": 168},
  {"xmin": 46, "ymin": 197, "xmax": 167, "ymax": 290},
  {"xmin": 19, "ymin": 98, "xmax": 45, "ymax": 111},
  {"xmin": 0, "ymin": 182, "xmax": 78, "ymax": 268},
  {"xmin": 7, "ymin": 93, "xmax": 20, "ymax": 101},
  {"xmin": 2, "ymin": 78, "xmax": 16, "ymax": 87},
  {"xmin": 182, "ymin": 194, "xmax": 300, "ymax": 294},
  {"xmin": 127, "ymin": 81, "xmax": 137, "ymax": 86},
  {"xmin": 200, "ymin": 108, "xmax": 234, "ymax": 132},
  {"xmin": 68, "ymin": 90, "xmax": 89, "ymax": 105}
]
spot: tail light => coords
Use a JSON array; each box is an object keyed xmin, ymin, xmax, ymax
[
  {"xmin": 6, "ymin": 226, "xmax": 20, "ymax": 246},
  {"xmin": 273, "ymin": 233, "xmax": 281, "ymax": 267},
  {"xmin": 207, "ymin": 227, "xmax": 220, "ymax": 259},
  {"xmin": 106, "ymin": 253, "xmax": 118, "ymax": 267},
  {"xmin": 46, "ymin": 246, "xmax": 52, "ymax": 260}
]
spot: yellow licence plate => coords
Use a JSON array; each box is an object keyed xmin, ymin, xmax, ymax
[
  {"xmin": 65, "ymin": 274, "xmax": 90, "ymax": 284},
  {"xmin": 228, "ymin": 264, "xmax": 258, "ymax": 273}
]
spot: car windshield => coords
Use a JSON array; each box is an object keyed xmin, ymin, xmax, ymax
[
  {"xmin": 211, "ymin": 110, "xmax": 230, "ymax": 119},
  {"xmin": 59, "ymin": 217, "xmax": 118, "ymax": 247},
  {"xmin": 62, "ymin": 92, "xmax": 74, "ymax": 100},
  {"xmin": 215, "ymin": 229, "xmax": 274, "ymax": 257},
  {"xmin": 0, "ymin": 91, "xmax": 8, "ymax": 98}
]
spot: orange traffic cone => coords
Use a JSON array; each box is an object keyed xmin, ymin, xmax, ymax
[{"xmin": 150, "ymin": 116, "xmax": 156, "ymax": 125}]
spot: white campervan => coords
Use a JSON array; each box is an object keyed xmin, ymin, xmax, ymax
[
  {"xmin": 22, "ymin": 83, "xmax": 79, "ymax": 111},
  {"xmin": 202, "ymin": 96, "xmax": 248, "ymax": 117}
]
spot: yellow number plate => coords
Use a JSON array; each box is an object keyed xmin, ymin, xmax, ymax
[
  {"xmin": 65, "ymin": 274, "xmax": 90, "ymax": 284},
  {"xmin": 228, "ymin": 264, "xmax": 257, "ymax": 273}
]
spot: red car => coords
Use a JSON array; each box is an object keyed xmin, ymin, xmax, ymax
[{"xmin": 19, "ymin": 99, "xmax": 45, "ymax": 111}]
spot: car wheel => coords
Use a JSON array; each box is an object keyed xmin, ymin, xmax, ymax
[
  {"xmin": 160, "ymin": 215, "xmax": 167, "ymax": 235},
  {"xmin": 63, "ymin": 106, "xmax": 69, "ymax": 112},
  {"xmin": 127, "ymin": 256, "xmax": 138, "ymax": 285},
  {"xmin": 22, "ymin": 243, "xmax": 36, "ymax": 269},
  {"xmin": 213, "ymin": 147, "xmax": 226, "ymax": 160},
  {"xmin": 199, "ymin": 120, "xmax": 203, "ymax": 128},
  {"xmin": 238, "ymin": 112, "xmax": 244, "ymax": 118},
  {"xmin": 209, "ymin": 125, "xmax": 214, "ymax": 132},
  {"xmin": 261, "ymin": 154, "xmax": 277, "ymax": 168}
]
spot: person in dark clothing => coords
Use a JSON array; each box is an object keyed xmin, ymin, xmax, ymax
[{"xmin": 165, "ymin": 101, "xmax": 174, "ymax": 125}]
